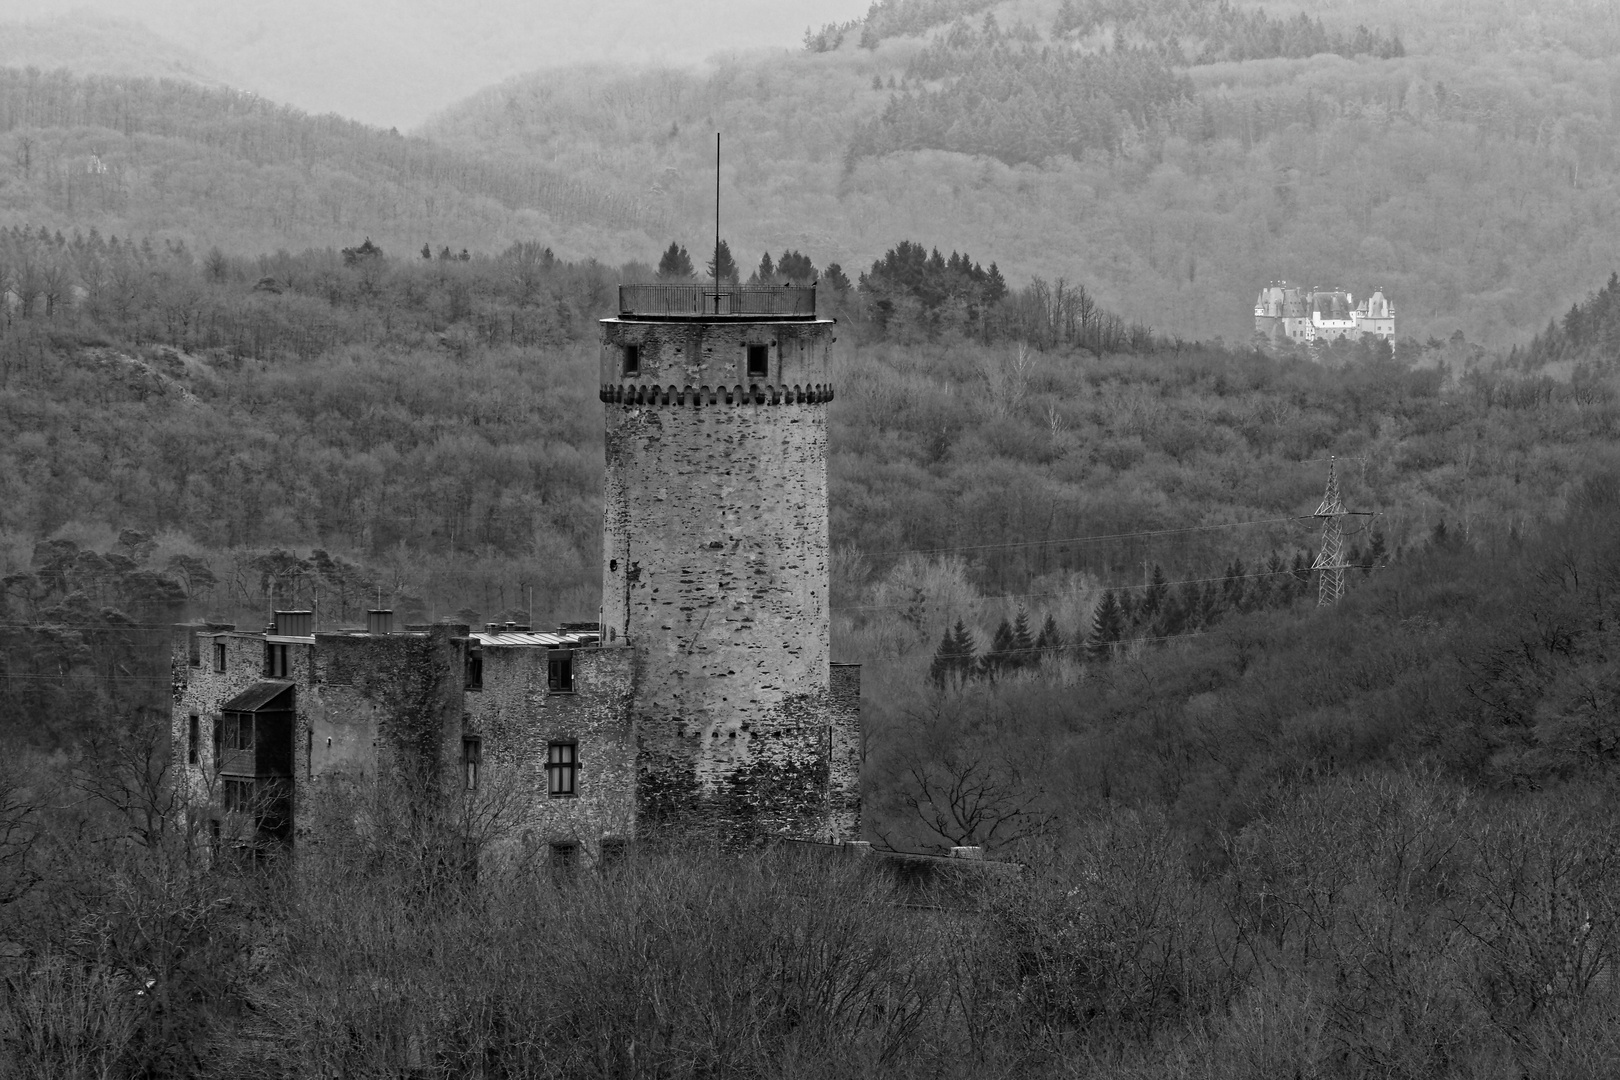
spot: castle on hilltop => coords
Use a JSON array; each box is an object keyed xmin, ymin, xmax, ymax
[
  {"xmin": 171, "ymin": 282, "xmax": 861, "ymax": 866},
  {"xmin": 1255, "ymin": 281, "xmax": 1395, "ymax": 348}
]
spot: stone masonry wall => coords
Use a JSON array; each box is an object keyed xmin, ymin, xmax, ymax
[
  {"xmin": 171, "ymin": 630, "xmax": 311, "ymax": 817},
  {"xmin": 598, "ymin": 317, "xmax": 855, "ymax": 842},
  {"xmin": 464, "ymin": 644, "xmax": 636, "ymax": 862},
  {"xmin": 303, "ymin": 627, "xmax": 466, "ymax": 848},
  {"xmin": 171, "ymin": 627, "xmax": 468, "ymax": 851}
]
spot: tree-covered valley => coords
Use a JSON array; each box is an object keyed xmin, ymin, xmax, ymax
[{"xmin": 5, "ymin": 0, "xmax": 1620, "ymax": 1075}]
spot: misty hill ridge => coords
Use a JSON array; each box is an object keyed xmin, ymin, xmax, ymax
[
  {"xmin": 0, "ymin": 0, "xmax": 1616, "ymax": 345},
  {"xmin": 421, "ymin": 0, "xmax": 1620, "ymax": 345},
  {"xmin": 0, "ymin": 66, "xmax": 665, "ymax": 263},
  {"xmin": 0, "ymin": 13, "xmax": 233, "ymax": 89}
]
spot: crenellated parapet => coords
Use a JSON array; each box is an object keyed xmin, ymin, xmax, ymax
[{"xmin": 598, "ymin": 383, "xmax": 835, "ymax": 406}]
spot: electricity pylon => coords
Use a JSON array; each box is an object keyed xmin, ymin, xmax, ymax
[{"xmin": 1310, "ymin": 457, "xmax": 1369, "ymax": 606}]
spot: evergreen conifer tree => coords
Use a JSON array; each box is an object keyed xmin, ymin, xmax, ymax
[
  {"xmin": 1010, "ymin": 608, "xmax": 1035, "ymax": 668},
  {"xmin": 657, "ymin": 242, "xmax": 694, "ymax": 281},
  {"xmin": 929, "ymin": 628, "xmax": 956, "ymax": 688},
  {"xmin": 1117, "ymin": 588, "xmax": 1138, "ymax": 632},
  {"xmin": 1033, "ymin": 613, "xmax": 1064, "ymax": 663},
  {"xmin": 1173, "ymin": 580, "xmax": 1202, "ymax": 632},
  {"xmin": 1087, "ymin": 590, "xmax": 1123, "ymax": 662},
  {"xmin": 930, "ymin": 619, "xmax": 979, "ymax": 688},
  {"xmin": 951, "ymin": 620, "xmax": 977, "ymax": 681},
  {"xmin": 706, "ymin": 240, "xmax": 739, "ymax": 284},
  {"xmin": 1142, "ymin": 564, "xmax": 1168, "ymax": 620}
]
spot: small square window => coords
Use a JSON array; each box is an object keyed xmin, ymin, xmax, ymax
[
  {"xmin": 746, "ymin": 343, "xmax": 769, "ymax": 379},
  {"xmin": 265, "ymin": 642, "xmax": 288, "ymax": 678},
  {"xmin": 547, "ymin": 741, "xmax": 577, "ymax": 797},
  {"xmin": 622, "ymin": 344, "xmax": 640, "ymax": 376},
  {"xmin": 548, "ymin": 650, "xmax": 574, "ymax": 693},
  {"xmin": 463, "ymin": 736, "xmax": 482, "ymax": 790},
  {"xmin": 213, "ymin": 641, "xmax": 227, "ymax": 673},
  {"xmin": 550, "ymin": 841, "xmax": 579, "ymax": 871}
]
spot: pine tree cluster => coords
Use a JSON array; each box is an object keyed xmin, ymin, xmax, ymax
[{"xmin": 932, "ymin": 539, "xmax": 1389, "ymax": 680}]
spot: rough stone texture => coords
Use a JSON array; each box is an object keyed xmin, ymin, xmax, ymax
[
  {"xmin": 165, "ymin": 312, "xmax": 864, "ymax": 859},
  {"xmin": 599, "ymin": 316, "xmax": 860, "ymax": 843},
  {"xmin": 303, "ymin": 627, "xmax": 466, "ymax": 846},
  {"xmin": 171, "ymin": 627, "xmax": 465, "ymax": 848},
  {"xmin": 465, "ymin": 643, "xmax": 636, "ymax": 861}
]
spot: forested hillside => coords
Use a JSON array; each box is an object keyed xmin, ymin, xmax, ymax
[
  {"xmin": 0, "ymin": 68, "xmax": 664, "ymax": 261},
  {"xmin": 6, "ymin": 237, "xmax": 1620, "ymax": 1072},
  {"xmin": 424, "ymin": 0, "xmax": 1620, "ymax": 345},
  {"xmin": 1, "ymin": 223, "xmax": 1614, "ymax": 761},
  {"xmin": 0, "ymin": 1, "xmax": 1614, "ymax": 345}
]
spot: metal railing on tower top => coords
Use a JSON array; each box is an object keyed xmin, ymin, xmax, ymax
[{"xmin": 618, "ymin": 283, "xmax": 817, "ymax": 320}]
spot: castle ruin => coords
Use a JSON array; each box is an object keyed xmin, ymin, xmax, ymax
[{"xmin": 170, "ymin": 283, "xmax": 861, "ymax": 864}]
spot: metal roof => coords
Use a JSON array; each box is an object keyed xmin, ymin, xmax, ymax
[
  {"xmin": 471, "ymin": 631, "xmax": 600, "ymax": 648},
  {"xmin": 220, "ymin": 681, "xmax": 295, "ymax": 712}
]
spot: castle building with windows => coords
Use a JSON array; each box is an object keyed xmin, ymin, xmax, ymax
[
  {"xmin": 170, "ymin": 283, "xmax": 861, "ymax": 865},
  {"xmin": 1255, "ymin": 281, "xmax": 1395, "ymax": 347}
]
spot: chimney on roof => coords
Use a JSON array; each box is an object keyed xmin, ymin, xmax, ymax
[{"xmin": 367, "ymin": 609, "xmax": 394, "ymax": 636}]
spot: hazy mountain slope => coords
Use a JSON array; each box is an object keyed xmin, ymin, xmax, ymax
[
  {"xmin": 0, "ymin": 13, "xmax": 232, "ymax": 88},
  {"xmin": 0, "ymin": 69, "xmax": 665, "ymax": 261},
  {"xmin": 422, "ymin": 0, "xmax": 1620, "ymax": 346},
  {"xmin": 0, "ymin": 1, "xmax": 874, "ymax": 129}
]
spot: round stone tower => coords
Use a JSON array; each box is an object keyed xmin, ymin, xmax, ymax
[{"xmin": 598, "ymin": 283, "xmax": 859, "ymax": 843}]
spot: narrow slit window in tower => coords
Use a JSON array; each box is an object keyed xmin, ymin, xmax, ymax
[
  {"xmin": 188, "ymin": 714, "xmax": 200, "ymax": 764},
  {"xmin": 747, "ymin": 343, "xmax": 769, "ymax": 379},
  {"xmin": 463, "ymin": 736, "xmax": 481, "ymax": 790}
]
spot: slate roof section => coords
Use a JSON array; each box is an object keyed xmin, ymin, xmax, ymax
[{"xmin": 220, "ymin": 681, "xmax": 295, "ymax": 712}]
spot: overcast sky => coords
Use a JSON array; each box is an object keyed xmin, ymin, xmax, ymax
[{"xmin": 0, "ymin": 0, "xmax": 874, "ymax": 127}]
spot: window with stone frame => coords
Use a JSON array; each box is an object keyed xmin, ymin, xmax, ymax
[
  {"xmin": 746, "ymin": 343, "xmax": 769, "ymax": 379},
  {"xmin": 546, "ymin": 740, "xmax": 577, "ymax": 797},
  {"xmin": 547, "ymin": 649, "xmax": 574, "ymax": 693}
]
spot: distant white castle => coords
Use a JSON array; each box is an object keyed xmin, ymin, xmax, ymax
[{"xmin": 1255, "ymin": 282, "xmax": 1395, "ymax": 347}]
